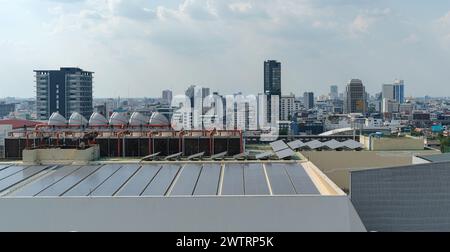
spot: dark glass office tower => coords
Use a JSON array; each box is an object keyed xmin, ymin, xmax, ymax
[
  {"xmin": 35, "ymin": 67, "xmax": 93, "ymax": 120},
  {"xmin": 264, "ymin": 60, "xmax": 281, "ymax": 122}
]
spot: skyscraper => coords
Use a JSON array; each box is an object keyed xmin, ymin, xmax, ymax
[
  {"xmin": 344, "ymin": 79, "xmax": 367, "ymax": 114},
  {"xmin": 264, "ymin": 60, "xmax": 281, "ymax": 122},
  {"xmin": 303, "ymin": 92, "xmax": 314, "ymax": 110},
  {"xmin": 35, "ymin": 67, "xmax": 93, "ymax": 120},
  {"xmin": 394, "ymin": 79, "xmax": 405, "ymax": 104},
  {"xmin": 264, "ymin": 60, "xmax": 281, "ymax": 96},
  {"xmin": 162, "ymin": 90, "xmax": 173, "ymax": 105},
  {"xmin": 382, "ymin": 84, "xmax": 395, "ymax": 100},
  {"xmin": 330, "ymin": 85, "xmax": 339, "ymax": 100}
]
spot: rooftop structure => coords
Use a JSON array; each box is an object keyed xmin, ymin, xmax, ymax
[{"xmin": 0, "ymin": 161, "xmax": 365, "ymax": 232}]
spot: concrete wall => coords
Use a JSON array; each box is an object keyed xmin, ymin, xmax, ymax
[
  {"xmin": 23, "ymin": 145, "xmax": 100, "ymax": 165},
  {"xmin": 351, "ymin": 162, "xmax": 450, "ymax": 232},
  {"xmin": 360, "ymin": 135, "xmax": 424, "ymax": 151},
  {"xmin": 0, "ymin": 196, "xmax": 365, "ymax": 232},
  {"xmin": 300, "ymin": 150, "xmax": 439, "ymax": 192}
]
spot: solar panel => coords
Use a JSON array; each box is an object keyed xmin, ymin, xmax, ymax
[
  {"xmin": 193, "ymin": 163, "xmax": 221, "ymax": 196},
  {"xmin": 306, "ymin": 140, "xmax": 325, "ymax": 150},
  {"xmin": 140, "ymin": 152, "xmax": 161, "ymax": 162},
  {"xmin": 116, "ymin": 165, "xmax": 161, "ymax": 196},
  {"xmin": 170, "ymin": 164, "xmax": 202, "ymax": 196},
  {"xmin": 211, "ymin": 151, "xmax": 227, "ymax": 160},
  {"xmin": 287, "ymin": 140, "xmax": 305, "ymax": 150},
  {"xmin": 243, "ymin": 163, "xmax": 270, "ymax": 195},
  {"xmin": 233, "ymin": 152, "xmax": 248, "ymax": 160},
  {"xmin": 255, "ymin": 152, "xmax": 273, "ymax": 160},
  {"xmin": 270, "ymin": 140, "xmax": 290, "ymax": 152},
  {"xmin": 64, "ymin": 164, "xmax": 122, "ymax": 196},
  {"xmin": 265, "ymin": 163, "xmax": 296, "ymax": 195},
  {"xmin": 0, "ymin": 166, "xmax": 50, "ymax": 193},
  {"xmin": 285, "ymin": 163, "xmax": 320, "ymax": 195},
  {"xmin": 276, "ymin": 149, "xmax": 296, "ymax": 159},
  {"xmin": 12, "ymin": 166, "xmax": 82, "ymax": 197},
  {"xmin": 37, "ymin": 165, "xmax": 102, "ymax": 197},
  {"xmin": 165, "ymin": 152, "xmax": 183, "ymax": 161},
  {"xmin": 90, "ymin": 165, "xmax": 141, "ymax": 196},
  {"xmin": 187, "ymin": 152, "xmax": 205, "ymax": 161},
  {"xmin": 221, "ymin": 163, "xmax": 244, "ymax": 195},
  {"xmin": 141, "ymin": 164, "xmax": 181, "ymax": 196}
]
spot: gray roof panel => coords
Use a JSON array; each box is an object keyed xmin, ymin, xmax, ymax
[
  {"xmin": 37, "ymin": 165, "xmax": 101, "ymax": 197},
  {"xmin": 285, "ymin": 163, "xmax": 320, "ymax": 195},
  {"xmin": 90, "ymin": 165, "xmax": 141, "ymax": 196},
  {"xmin": 222, "ymin": 163, "xmax": 244, "ymax": 195},
  {"xmin": 265, "ymin": 163, "xmax": 296, "ymax": 195},
  {"xmin": 63, "ymin": 164, "xmax": 122, "ymax": 196},
  {"xmin": 141, "ymin": 164, "xmax": 181, "ymax": 196},
  {"xmin": 243, "ymin": 163, "xmax": 270, "ymax": 195},
  {"xmin": 12, "ymin": 166, "xmax": 82, "ymax": 197},
  {"xmin": 0, "ymin": 166, "xmax": 50, "ymax": 193},
  {"xmin": 193, "ymin": 163, "xmax": 221, "ymax": 196},
  {"xmin": 116, "ymin": 165, "xmax": 161, "ymax": 196},
  {"xmin": 0, "ymin": 166, "xmax": 28, "ymax": 181},
  {"xmin": 170, "ymin": 164, "xmax": 203, "ymax": 196}
]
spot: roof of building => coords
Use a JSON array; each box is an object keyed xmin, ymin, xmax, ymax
[
  {"xmin": 0, "ymin": 119, "xmax": 42, "ymax": 129},
  {"xmin": 416, "ymin": 153, "xmax": 450, "ymax": 163},
  {"xmin": 0, "ymin": 161, "xmax": 337, "ymax": 198}
]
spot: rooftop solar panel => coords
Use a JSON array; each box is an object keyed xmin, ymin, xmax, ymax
[
  {"xmin": 270, "ymin": 140, "xmax": 290, "ymax": 152},
  {"xmin": 12, "ymin": 166, "xmax": 82, "ymax": 197},
  {"xmin": 243, "ymin": 163, "xmax": 270, "ymax": 195},
  {"xmin": 90, "ymin": 164, "xmax": 141, "ymax": 196},
  {"xmin": 116, "ymin": 165, "xmax": 161, "ymax": 196},
  {"xmin": 187, "ymin": 152, "xmax": 205, "ymax": 161},
  {"xmin": 285, "ymin": 163, "xmax": 320, "ymax": 195},
  {"xmin": 255, "ymin": 152, "xmax": 273, "ymax": 160},
  {"xmin": 276, "ymin": 149, "xmax": 296, "ymax": 159},
  {"xmin": 265, "ymin": 163, "xmax": 296, "ymax": 195},
  {"xmin": 141, "ymin": 164, "xmax": 181, "ymax": 196},
  {"xmin": 287, "ymin": 140, "xmax": 305, "ymax": 150},
  {"xmin": 306, "ymin": 140, "xmax": 325, "ymax": 150},
  {"xmin": 211, "ymin": 151, "xmax": 227, "ymax": 160},
  {"xmin": 37, "ymin": 165, "xmax": 102, "ymax": 197},
  {"xmin": 0, "ymin": 166, "xmax": 50, "ymax": 193},
  {"xmin": 170, "ymin": 164, "xmax": 203, "ymax": 196},
  {"xmin": 165, "ymin": 152, "xmax": 183, "ymax": 161},
  {"xmin": 222, "ymin": 163, "xmax": 244, "ymax": 195},
  {"xmin": 64, "ymin": 164, "xmax": 122, "ymax": 196},
  {"xmin": 193, "ymin": 163, "xmax": 221, "ymax": 196}
]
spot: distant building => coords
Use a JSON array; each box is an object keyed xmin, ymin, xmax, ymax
[
  {"xmin": 382, "ymin": 84, "xmax": 395, "ymax": 101},
  {"xmin": 162, "ymin": 90, "xmax": 173, "ymax": 105},
  {"xmin": 303, "ymin": 92, "xmax": 314, "ymax": 110},
  {"xmin": 344, "ymin": 79, "xmax": 367, "ymax": 114},
  {"xmin": 0, "ymin": 102, "xmax": 15, "ymax": 118},
  {"xmin": 280, "ymin": 94, "xmax": 295, "ymax": 121},
  {"xmin": 35, "ymin": 67, "xmax": 93, "ymax": 120},
  {"xmin": 330, "ymin": 85, "xmax": 339, "ymax": 100},
  {"xmin": 264, "ymin": 60, "xmax": 281, "ymax": 122},
  {"xmin": 394, "ymin": 79, "xmax": 405, "ymax": 104}
]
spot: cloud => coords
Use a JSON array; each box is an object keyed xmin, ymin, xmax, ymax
[{"xmin": 349, "ymin": 8, "xmax": 391, "ymax": 37}]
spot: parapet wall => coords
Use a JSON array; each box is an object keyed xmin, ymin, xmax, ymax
[{"xmin": 23, "ymin": 145, "xmax": 100, "ymax": 165}]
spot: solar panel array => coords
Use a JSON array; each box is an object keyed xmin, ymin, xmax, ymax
[
  {"xmin": 270, "ymin": 140, "xmax": 296, "ymax": 160},
  {"xmin": 0, "ymin": 162, "xmax": 321, "ymax": 197}
]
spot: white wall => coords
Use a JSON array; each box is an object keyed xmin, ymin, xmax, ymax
[{"xmin": 0, "ymin": 196, "xmax": 366, "ymax": 232}]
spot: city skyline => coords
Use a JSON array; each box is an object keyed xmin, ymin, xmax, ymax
[{"xmin": 2, "ymin": 1, "xmax": 450, "ymax": 98}]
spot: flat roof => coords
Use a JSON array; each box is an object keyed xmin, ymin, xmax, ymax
[
  {"xmin": 417, "ymin": 153, "xmax": 450, "ymax": 163},
  {"xmin": 0, "ymin": 161, "xmax": 335, "ymax": 198}
]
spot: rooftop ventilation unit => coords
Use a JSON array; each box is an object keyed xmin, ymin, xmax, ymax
[
  {"xmin": 129, "ymin": 112, "xmax": 149, "ymax": 127},
  {"xmin": 68, "ymin": 112, "xmax": 88, "ymax": 127},
  {"xmin": 89, "ymin": 112, "xmax": 109, "ymax": 127},
  {"xmin": 109, "ymin": 112, "xmax": 129, "ymax": 126},
  {"xmin": 149, "ymin": 112, "xmax": 169, "ymax": 126},
  {"xmin": 48, "ymin": 112, "xmax": 67, "ymax": 126}
]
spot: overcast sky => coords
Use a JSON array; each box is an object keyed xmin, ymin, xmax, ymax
[{"xmin": 1, "ymin": 0, "xmax": 450, "ymax": 98}]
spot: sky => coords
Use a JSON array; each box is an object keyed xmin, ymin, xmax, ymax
[{"xmin": 1, "ymin": 0, "xmax": 450, "ymax": 98}]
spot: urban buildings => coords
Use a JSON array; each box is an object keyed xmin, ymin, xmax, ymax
[
  {"xmin": 35, "ymin": 67, "xmax": 93, "ymax": 120},
  {"xmin": 330, "ymin": 85, "xmax": 339, "ymax": 100},
  {"xmin": 0, "ymin": 102, "xmax": 15, "ymax": 118},
  {"xmin": 162, "ymin": 90, "xmax": 173, "ymax": 105},
  {"xmin": 280, "ymin": 94, "xmax": 295, "ymax": 121},
  {"xmin": 344, "ymin": 79, "xmax": 367, "ymax": 114},
  {"xmin": 264, "ymin": 60, "xmax": 281, "ymax": 122},
  {"xmin": 303, "ymin": 92, "xmax": 314, "ymax": 110}
]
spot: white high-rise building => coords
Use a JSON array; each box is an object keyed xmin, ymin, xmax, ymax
[{"xmin": 281, "ymin": 94, "xmax": 295, "ymax": 121}]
